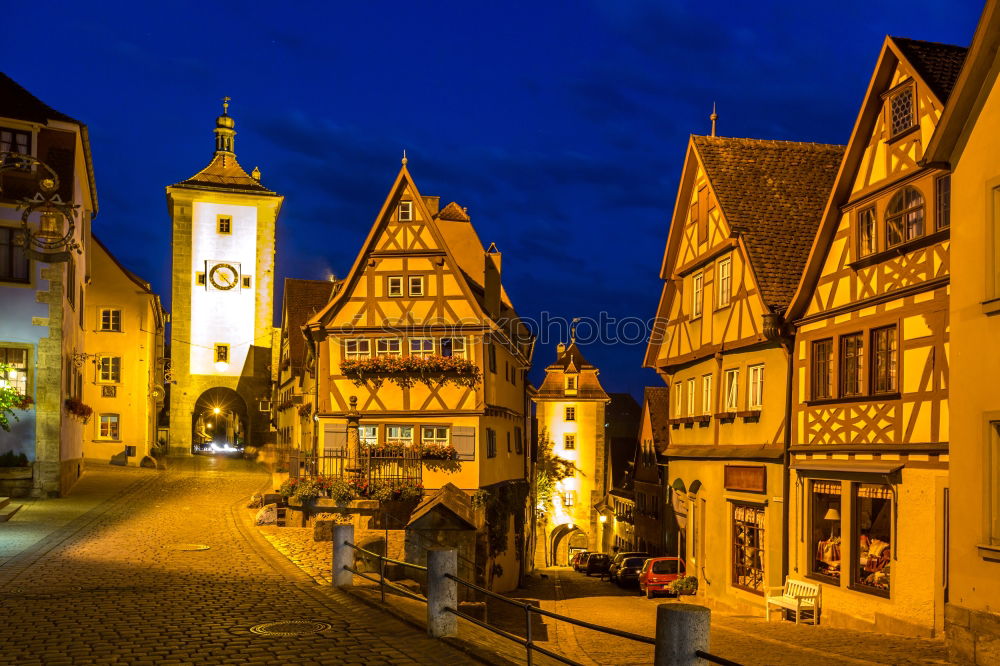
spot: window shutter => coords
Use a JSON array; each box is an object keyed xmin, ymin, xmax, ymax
[
  {"xmin": 452, "ymin": 426, "xmax": 476, "ymax": 461},
  {"xmin": 323, "ymin": 424, "xmax": 348, "ymax": 456}
]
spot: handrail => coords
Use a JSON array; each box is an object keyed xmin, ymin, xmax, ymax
[
  {"xmin": 345, "ymin": 541, "xmax": 428, "ymax": 572},
  {"xmin": 696, "ymin": 650, "xmax": 743, "ymax": 666},
  {"xmin": 344, "ymin": 565, "xmax": 427, "ymax": 603}
]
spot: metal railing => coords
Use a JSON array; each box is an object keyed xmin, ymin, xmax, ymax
[
  {"xmin": 330, "ymin": 525, "xmax": 741, "ymax": 666},
  {"xmin": 288, "ymin": 448, "xmax": 421, "ymax": 490}
]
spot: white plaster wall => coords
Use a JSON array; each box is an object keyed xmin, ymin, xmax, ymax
[{"xmin": 190, "ymin": 201, "xmax": 257, "ymax": 376}]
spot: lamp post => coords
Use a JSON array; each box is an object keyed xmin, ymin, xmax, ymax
[{"xmin": 0, "ymin": 152, "xmax": 81, "ymax": 263}]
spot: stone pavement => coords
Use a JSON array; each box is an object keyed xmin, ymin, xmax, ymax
[{"xmin": 0, "ymin": 455, "xmax": 475, "ymax": 665}]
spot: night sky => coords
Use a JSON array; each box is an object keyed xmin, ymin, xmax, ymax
[{"xmin": 7, "ymin": 0, "xmax": 982, "ymax": 400}]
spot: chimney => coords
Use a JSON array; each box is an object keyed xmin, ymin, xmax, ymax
[
  {"xmin": 484, "ymin": 243, "xmax": 502, "ymax": 320},
  {"xmin": 422, "ymin": 195, "xmax": 440, "ymax": 216}
]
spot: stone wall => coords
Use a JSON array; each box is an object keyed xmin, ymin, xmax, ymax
[{"xmin": 946, "ymin": 604, "xmax": 1000, "ymax": 665}]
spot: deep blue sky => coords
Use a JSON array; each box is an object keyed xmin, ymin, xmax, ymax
[{"xmin": 8, "ymin": 0, "xmax": 982, "ymax": 400}]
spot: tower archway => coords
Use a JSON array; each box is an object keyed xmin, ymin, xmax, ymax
[
  {"xmin": 191, "ymin": 387, "xmax": 248, "ymax": 454},
  {"xmin": 550, "ymin": 523, "xmax": 589, "ymax": 566}
]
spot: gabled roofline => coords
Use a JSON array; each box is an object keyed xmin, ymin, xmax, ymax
[
  {"xmin": 925, "ymin": 0, "xmax": 1000, "ymax": 163},
  {"xmin": 785, "ymin": 37, "xmax": 929, "ymax": 322},
  {"xmin": 91, "ymin": 235, "xmax": 166, "ymax": 328}
]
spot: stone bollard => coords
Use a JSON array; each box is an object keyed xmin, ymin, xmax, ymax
[
  {"xmin": 331, "ymin": 524, "xmax": 355, "ymax": 588},
  {"xmin": 654, "ymin": 603, "xmax": 711, "ymax": 666},
  {"xmin": 426, "ymin": 548, "xmax": 458, "ymax": 638}
]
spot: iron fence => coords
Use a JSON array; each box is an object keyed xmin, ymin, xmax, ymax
[{"xmin": 288, "ymin": 448, "xmax": 421, "ymax": 490}]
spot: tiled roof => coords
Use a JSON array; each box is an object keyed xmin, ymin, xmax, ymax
[
  {"xmin": 283, "ymin": 278, "xmax": 336, "ymax": 369},
  {"xmin": 892, "ymin": 37, "xmax": 968, "ymax": 102},
  {"xmin": 546, "ymin": 342, "xmax": 595, "ymax": 372},
  {"xmin": 643, "ymin": 386, "xmax": 671, "ymax": 453},
  {"xmin": 0, "ymin": 72, "xmax": 78, "ymax": 125},
  {"xmin": 692, "ymin": 136, "xmax": 844, "ymax": 312},
  {"xmin": 173, "ymin": 153, "xmax": 276, "ymax": 195},
  {"xmin": 435, "ymin": 201, "xmax": 470, "ymax": 221}
]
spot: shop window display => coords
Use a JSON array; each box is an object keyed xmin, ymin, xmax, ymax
[
  {"xmin": 853, "ymin": 484, "xmax": 892, "ymax": 595},
  {"xmin": 811, "ymin": 481, "xmax": 842, "ymax": 581},
  {"xmin": 732, "ymin": 503, "xmax": 765, "ymax": 594}
]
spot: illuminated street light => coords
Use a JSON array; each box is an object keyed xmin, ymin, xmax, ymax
[
  {"xmin": 214, "ymin": 360, "xmax": 229, "ymax": 373},
  {"xmin": 212, "ymin": 407, "xmax": 221, "ymax": 415},
  {"xmin": 599, "ymin": 514, "xmax": 608, "ymax": 524}
]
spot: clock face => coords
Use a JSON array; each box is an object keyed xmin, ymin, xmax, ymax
[{"xmin": 209, "ymin": 263, "xmax": 239, "ymax": 291}]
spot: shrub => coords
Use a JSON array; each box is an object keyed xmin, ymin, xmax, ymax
[
  {"xmin": 669, "ymin": 576, "xmax": 699, "ymax": 595},
  {"xmin": 0, "ymin": 451, "xmax": 29, "ymax": 467},
  {"xmin": 329, "ymin": 478, "xmax": 359, "ymax": 503}
]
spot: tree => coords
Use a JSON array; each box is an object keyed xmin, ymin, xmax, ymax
[{"xmin": 534, "ymin": 428, "xmax": 579, "ymax": 522}]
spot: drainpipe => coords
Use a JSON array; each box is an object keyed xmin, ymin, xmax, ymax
[{"xmin": 764, "ymin": 312, "xmax": 793, "ymax": 582}]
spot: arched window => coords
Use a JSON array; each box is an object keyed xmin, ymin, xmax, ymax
[{"xmin": 885, "ymin": 187, "xmax": 924, "ymax": 247}]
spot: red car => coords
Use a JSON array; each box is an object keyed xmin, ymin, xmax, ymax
[
  {"xmin": 569, "ymin": 551, "xmax": 590, "ymax": 570},
  {"xmin": 638, "ymin": 557, "xmax": 685, "ymax": 599}
]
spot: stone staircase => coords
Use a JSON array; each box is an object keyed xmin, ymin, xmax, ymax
[{"xmin": 0, "ymin": 497, "xmax": 22, "ymax": 522}]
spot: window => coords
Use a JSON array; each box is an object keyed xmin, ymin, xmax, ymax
[
  {"xmin": 674, "ymin": 382, "xmax": 682, "ymax": 417},
  {"xmin": 563, "ymin": 491, "xmax": 576, "ymax": 507},
  {"xmin": 376, "ymin": 338, "xmax": 402, "ymax": 357},
  {"xmin": 398, "ymin": 200, "xmax": 413, "ymax": 221},
  {"xmin": 564, "ymin": 406, "xmax": 576, "ymax": 421},
  {"xmin": 217, "ymin": 216, "xmax": 232, "ymax": 234},
  {"xmin": 421, "ymin": 426, "xmax": 449, "ymax": 444},
  {"xmin": 811, "ymin": 339, "xmax": 833, "ymax": 399},
  {"xmin": 858, "ymin": 206, "xmax": 877, "ymax": 258},
  {"xmin": 486, "ymin": 428, "xmax": 497, "ymax": 458},
  {"xmin": 686, "ymin": 378, "xmax": 696, "ymax": 415},
  {"xmin": 886, "ymin": 187, "xmax": 925, "ymax": 247},
  {"xmin": 871, "ymin": 326, "xmax": 897, "ymax": 394},
  {"xmin": 359, "ymin": 425, "xmax": 378, "ymax": 448},
  {"xmin": 488, "ymin": 343, "xmax": 497, "ymax": 373},
  {"xmin": 214, "ymin": 344, "xmax": 229, "ymax": 364},
  {"xmin": 936, "ymin": 175, "xmax": 951, "ymax": 229},
  {"xmin": 98, "ymin": 414, "xmax": 120, "ymax": 440},
  {"xmin": 387, "ymin": 276, "xmax": 403, "ymax": 297},
  {"xmin": 507, "ymin": 431, "xmax": 511, "ymax": 452},
  {"xmin": 66, "ymin": 257, "xmax": 75, "ymax": 308},
  {"xmin": 888, "ymin": 85, "xmax": 915, "ymax": 137},
  {"xmin": 386, "ymin": 425, "xmax": 413, "ymax": 445},
  {"xmin": 564, "ymin": 434, "xmax": 576, "ymax": 450},
  {"xmin": 810, "ymin": 481, "xmax": 842, "ymax": 581},
  {"xmin": 409, "ymin": 337, "xmax": 434, "ymax": 357},
  {"xmin": 717, "ymin": 257, "xmax": 732, "ymax": 308},
  {"xmin": 732, "ymin": 504, "xmax": 765, "ymax": 594},
  {"xmin": 840, "ymin": 333, "xmax": 863, "ymax": 397},
  {"xmin": 989, "ymin": 423, "xmax": 1000, "ymax": 545},
  {"xmin": 0, "ymin": 347, "xmax": 28, "ymax": 394},
  {"xmin": 344, "ymin": 339, "xmax": 371, "ymax": 360},
  {"xmin": 0, "ymin": 227, "xmax": 29, "ymax": 283},
  {"xmin": 98, "ymin": 356, "xmax": 121, "ymax": 383},
  {"xmin": 441, "ymin": 337, "xmax": 466, "ymax": 358},
  {"xmin": 242, "ymin": 276, "xmax": 251, "ymax": 289},
  {"xmin": 100, "ymin": 308, "xmax": 122, "ymax": 332},
  {"xmin": 408, "ymin": 275, "xmax": 424, "ymax": 296},
  {"xmin": 701, "ymin": 374, "xmax": 712, "ymax": 414},
  {"xmin": 723, "ymin": 369, "xmax": 739, "ymax": 412},
  {"xmin": 565, "ymin": 374, "xmax": 577, "ymax": 393},
  {"xmin": 514, "ymin": 427, "xmax": 523, "ymax": 454},
  {"xmin": 748, "ymin": 365, "xmax": 764, "ymax": 410},
  {"xmin": 853, "ymin": 484, "xmax": 893, "ymax": 595},
  {"xmin": 196, "ymin": 272, "xmax": 206, "ymax": 286},
  {"xmin": 0, "ymin": 128, "xmax": 30, "ymax": 169},
  {"xmin": 692, "ymin": 272, "xmax": 703, "ymax": 318}
]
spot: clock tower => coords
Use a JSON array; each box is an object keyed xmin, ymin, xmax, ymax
[{"xmin": 166, "ymin": 99, "xmax": 284, "ymax": 455}]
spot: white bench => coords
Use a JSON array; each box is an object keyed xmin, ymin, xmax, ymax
[{"xmin": 765, "ymin": 578, "xmax": 821, "ymax": 625}]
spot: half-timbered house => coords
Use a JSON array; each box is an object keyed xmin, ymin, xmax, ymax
[
  {"xmin": 784, "ymin": 37, "xmax": 965, "ymax": 636},
  {"xmin": 303, "ymin": 160, "xmax": 534, "ymax": 591},
  {"xmin": 645, "ymin": 134, "xmax": 843, "ymax": 614}
]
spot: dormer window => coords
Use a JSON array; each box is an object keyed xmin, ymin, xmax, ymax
[
  {"xmin": 888, "ymin": 84, "xmax": 915, "ymax": 138},
  {"xmin": 565, "ymin": 375, "xmax": 577, "ymax": 394},
  {"xmin": 398, "ymin": 200, "xmax": 413, "ymax": 221}
]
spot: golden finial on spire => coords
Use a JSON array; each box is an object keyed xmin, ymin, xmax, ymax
[
  {"xmin": 401, "ymin": 149, "xmax": 408, "ymax": 166},
  {"xmin": 710, "ymin": 102, "xmax": 718, "ymax": 137},
  {"xmin": 222, "ymin": 96, "xmax": 231, "ymax": 115}
]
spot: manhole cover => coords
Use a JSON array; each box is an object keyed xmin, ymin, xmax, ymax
[
  {"xmin": 249, "ymin": 621, "xmax": 332, "ymax": 637},
  {"xmin": 170, "ymin": 544, "xmax": 211, "ymax": 551}
]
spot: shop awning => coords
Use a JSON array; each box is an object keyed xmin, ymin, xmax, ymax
[{"xmin": 791, "ymin": 459, "xmax": 903, "ymax": 481}]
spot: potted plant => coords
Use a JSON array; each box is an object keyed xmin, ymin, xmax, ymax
[{"xmin": 64, "ymin": 397, "xmax": 93, "ymax": 423}]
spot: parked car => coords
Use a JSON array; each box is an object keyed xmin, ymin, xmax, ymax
[
  {"xmin": 615, "ymin": 556, "xmax": 649, "ymax": 587},
  {"xmin": 584, "ymin": 553, "xmax": 611, "ymax": 576},
  {"xmin": 571, "ymin": 551, "xmax": 591, "ymax": 571},
  {"xmin": 607, "ymin": 552, "xmax": 651, "ymax": 583},
  {"xmin": 639, "ymin": 557, "xmax": 686, "ymax": 599}
]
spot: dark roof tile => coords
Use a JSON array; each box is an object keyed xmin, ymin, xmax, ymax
[
  {"xmin": 892, "ymin": 37, "xmax": 968, "ymax": 102},
  {"xmin": 283, "ymin": 278, "xmax": 337, "ymax": 368},
  {"xmin": 0, "ymin": 72, "xmax": 78, "ymax": 125}
]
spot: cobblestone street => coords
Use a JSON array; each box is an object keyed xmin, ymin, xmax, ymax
[
  {"xmin": 0, "ymin": 457, "xmax": 473, "ymax": 665},
  {"xmin": 528, "ymin": 567, "xmax": 951, "ymax": 665}
]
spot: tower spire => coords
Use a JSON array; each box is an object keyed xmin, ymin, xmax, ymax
[
  {"xmin": 710, "ymin": 102, "xmax": 718, "ymax": 137},
  {"xmin": 214, "ymin": 96, "xmax": 236, "ymax": 156}
]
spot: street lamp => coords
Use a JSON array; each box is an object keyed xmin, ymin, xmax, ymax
[{"xmin": 0, "ymin": 153, "xmax": 81, "ymax": 262}]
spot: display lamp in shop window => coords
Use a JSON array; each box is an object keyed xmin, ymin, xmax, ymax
[
  {"xmin": 823, "ymin": 507, "xmax": 841, "ymax": 539},
  {"xmin": 0, "ymin": 153, "xmax": 81, "ymax": 263}
]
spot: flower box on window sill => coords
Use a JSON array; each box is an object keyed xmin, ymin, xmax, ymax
[
  {"xmin": 736, "ymin": 409, "xmax": 761, "ymax": 420},
  {"xmin": 341, "ymin": 355, "xmax": 481, "ymax": 390},
  {"xmin": 693, "ymin": 415, "xmax": 711, "ymax": 424},
  {"xmin": 715, "ymin": 411, "xmax": 737, "ymax": 421},
  {"xmin": 64, "ymin": 397, "xmax": 93, "ymax": 423}
]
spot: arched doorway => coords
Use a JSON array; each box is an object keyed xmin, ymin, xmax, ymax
[
  {"xmin": 191, "ymin": 387, "xmax": 249, "ymax": 455},
  {"xmin": 550, "ymin": 524, "xmax": 588, "ymax": 566}
]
